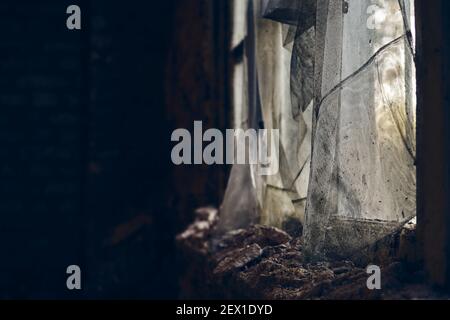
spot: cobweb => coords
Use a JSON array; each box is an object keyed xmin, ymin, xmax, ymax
[{"xmin": 218, "ymin": 0, "xmax": 416, "ymax": 261}]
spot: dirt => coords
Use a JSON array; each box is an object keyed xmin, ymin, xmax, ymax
[{"xmin": 177, "ymin": 208, "xmax": 447, "ymax": 300}]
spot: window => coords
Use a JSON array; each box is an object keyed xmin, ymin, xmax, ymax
[{"xmin": 220, "ymin": 0, "xmax": 416, "ymax": 260}]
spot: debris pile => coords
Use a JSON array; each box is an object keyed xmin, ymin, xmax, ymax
[{"xmin": 177, "ymin": 208, "xmax": 443, "ymax": 299}]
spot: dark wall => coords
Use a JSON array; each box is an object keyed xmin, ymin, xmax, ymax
[
  {"xmin": 416, "ymin": 0, "xmax": 450, "ymax": 288},
  {"xmin": 0, "ymin": 0, "xmax": 85, "ymax": 298},
  {"xmin": 166, "ymin": 0, "xmax": 230, "ymax": 231},
  {"xmin": 0, "ymin": 0, "xmax": 179, "ymax": 298}
]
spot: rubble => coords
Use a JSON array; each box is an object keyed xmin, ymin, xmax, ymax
[
  {"xmin": 176, "ymin": 207, "xmax": 218, "ymax": 255},
  {"xmin": 177, "ymin": 209, "xmax": 446, "ymax": 299},
  {"xmin": 213, "ymin": 244, "xmax": 263, "ymax": 275}
]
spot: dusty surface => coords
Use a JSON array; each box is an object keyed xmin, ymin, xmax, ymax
[{"xmin": 177, "ymin": 208, "xmax": 447, "ymax": 300}]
